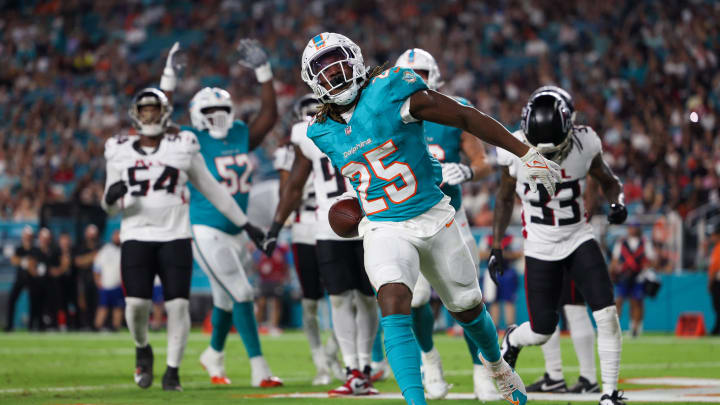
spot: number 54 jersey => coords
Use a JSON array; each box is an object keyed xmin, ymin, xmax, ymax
[
  {"xmin": 496, "ymin": 126, "xmax": 602, "ymax": 261},
  {"xmin": 103, "ymin": 131, "xmax": 199, "ymax": 242}
]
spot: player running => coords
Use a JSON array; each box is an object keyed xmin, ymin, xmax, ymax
[
  {"xmin": 102, "ymin": 88, "xmax": 265, "ymax": 391},
  {"xmin": 161, "ymin": 39, "xmax": 284, "ymax": 388},
  {"xmin": 272, "ymin": 94, "xmax": 344, "ymax": 386},
  {"xmin": 492, "ymin": 86, "xmax": 627, "ymax": 405},
  {"xmin": 395, "ymin": 48, "xmax": 491, "ymax": 399},
  {"xmin": 293, "ymin": 32, "xmax": 561, "ymax": 405},
  {"xmin": 266, "ymin": 92, "xmax": 381, "ymax": 396}
]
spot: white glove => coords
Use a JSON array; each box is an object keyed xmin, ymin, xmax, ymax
[
  {"xmin": 160, "ymin": 42, "xmax": 182, "ymax": 92},
  {"xmin": 520, "ymin": 147, "xmax": 562, "ymax": 195},
  {"xmin": 236, "ymin": 38, "xmax": 272, "ymax": 83},
  {"xmin": 441, "ymin": 162, "xmax": 473, "ymax": 186}
]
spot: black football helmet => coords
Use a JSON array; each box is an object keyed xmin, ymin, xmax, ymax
[
  {"xmin": 521, "ymin": 87, "xmax": 573, "ymax": 162},
  {"xmin": 292, "ymin": 93, "xmax": 321, "ymax": 121}
]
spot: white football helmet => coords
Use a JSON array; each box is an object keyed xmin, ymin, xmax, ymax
[
  {"xmin": 293, "ymin": 93, "xmax": 320, "ymax": 121},
  {"xmin": 189, "ymin": 87, "xmax": 235, "ymax": 139},
  {"xmin": 395, "ymin": 48, "xmax": 443, "ymax": 90},
  {"xmin": 301, "ymin": 32, "xmax": 367, "ymax": 106},
  {"xmin": 128, "ymin": 88, "xmax": 172, "ymax": 137}
]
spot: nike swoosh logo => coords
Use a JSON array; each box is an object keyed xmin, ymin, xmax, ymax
[
  {"xmin": 541, "ymin": 381, "xmax": 565, "ymax": 391},
  {"xmin": 507, "ymin": 397, "xmax": 519, "ymax": 405},
  {"xmin": 445, "ymin": 219, "xmax": 454, "ymax": 228}
]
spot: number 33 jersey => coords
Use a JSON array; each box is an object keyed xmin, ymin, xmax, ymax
[
  {"xmin": 496, "ymin": 126, "xmax": 602, "ymax": 261},
  {"xmin": 103, "ymin": 131, "xmax": 199, "ymax": 242}
]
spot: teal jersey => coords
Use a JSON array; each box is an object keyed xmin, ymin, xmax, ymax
[
  {"xmin": 307, "ymin": 67, "xmax": 445, "ymax": 222},
  {"xmin": 186, "ymin": 121, "xmax": 253, "ymax": 235},
  {"xmin": 424, "ymin": 96, "xmax": 471, "ymax": 211}
]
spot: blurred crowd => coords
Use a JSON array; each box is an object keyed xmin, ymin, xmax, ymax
[{"xmin": 0, "ymin": 1, "xmax": 718, "ymax": 258}]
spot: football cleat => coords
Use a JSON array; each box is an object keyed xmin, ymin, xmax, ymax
[
  {"xmin": 526, "ymin": 373, "xmax": 568, "ymax": 393},
  {"xmin": 161, "ymin": 366, "xmax": 182, "ymax": 391},
  {"xmin": 369, "ymin": 360, "xmax": 392, "ymax": 382},
  {"xmin": 199, "ymin": 346, "xmax": 230, "ymax": 385},
  {"xmin": 599, "ymin": 390, "xmax": 627, "ymax": 405},
  {"xmin": 250, "ymin": 356, "xmax": 283, "ymax": 387},
  {"xmin": 569, "ymin": 376, "xmax": 601, "ymax": 393},
  {"xmin": 328, "ymin": 368, "xmax": 378, "ymax": 396},
  {"xmin": 133, "ymin": 344, "xmax": 153, "ymax": 389},
  {"xmin": 501, "ymin": 325, "xmax": 522, "ymax": 368},
  {"xmin": 473, "ymin": 364, "xmax": 499, "ymax": 402},
  {"xmin": 492, "ymin": 360, "xmax": 528, "ymax": 405},
  {"xmin": 421, "ymin": 348, "xmax": 450, "ymax": 399}
]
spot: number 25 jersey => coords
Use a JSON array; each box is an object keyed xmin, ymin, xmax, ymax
[
  {"xmin": 103, "ymin": 131, "xmax": 199, "ymax": 242},
  {"xmin": 496, "ymin": 126, "xmax": 602, "ymax": 261}
]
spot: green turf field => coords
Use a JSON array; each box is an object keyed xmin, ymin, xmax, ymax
[{"xmin": 0, "ymin": 330, "xmax": 718, "ymax": 404}]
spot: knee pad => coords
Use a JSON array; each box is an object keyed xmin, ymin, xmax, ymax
[
  {"xmin": 125, "ymin": 297, "xmax": 152, "ymax": 315},
  {"xmin": 165, "ymin": 298, "xmax": 189, "ymax": 316},
  {"xmin": 211, "ymin": 288, "xmax": 234, "ymax": 312},
  {"xmin": 593, "ymin": 305, "xmax": 621, "ymax": 336},
  {"xmin": 443, "ymin": 286, "xmax": 483, "ymax": 314},
  {"xmin": 330, "ymin": 290, "xmax": 354, "ymax": 309}
]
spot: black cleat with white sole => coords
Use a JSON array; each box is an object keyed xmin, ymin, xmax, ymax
[
  {"xmin": 162, "ymin": 366, "xmax": 182, "ymax": 391},
  {"xmin": 526, "ymin": 373, "xmax": 568, "ymax": 393},
  {"xmin": 134, "ymin": 345, "xmax": 154, "ymax": 389},
  {"xmin": 599, "ymin": 390, "xmax": 627, "ymax": 405},
  {"xmin": 569, "ymin": 376, "xmax": 601, "ymax": 393},
  {"xmin": 500, "ymin": 325, "xmax": 521, "ymax": 369}
]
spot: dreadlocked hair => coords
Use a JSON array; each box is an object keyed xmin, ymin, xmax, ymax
[{"xmin": 314, "ymin": 63, "xmax": 389, "ymax": 124}]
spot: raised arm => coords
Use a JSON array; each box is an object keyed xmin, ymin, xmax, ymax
[
  {"xmin": 588, "ymin": 154, "xmax": 627, "ymax": 224},
  {"xmin": 409, "ymin": 89, "xmax": 560, "ymax": 194},
  {"xmin": 264, "ymin": 145, "xmax": 313, "ymax": 255}
]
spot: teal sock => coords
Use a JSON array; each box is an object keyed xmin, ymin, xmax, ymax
[
  {"xmin": 233, "ymin": 301, "xmax": 262, "ymax": 358},
  {"xmin": 210, "ymin": 307, "xmax": 232, "ymax": 352},
  {"xmin": 463, "ymin": 330, "xmax": 483, "ymax": 365},
  {"xmin": 457, "ymin": 305, "xmax": 501, "ymax": 363},
  {"xmin": 410, "ymin": 303, "xmax": 435, "ymax": 353},
  {"xmin": 372, "ymin": 323, "xmax": 385, "ymax": 362},
  {"xmin": 382, "ymin": 314, "xmax": 426, "ymax": 405}
]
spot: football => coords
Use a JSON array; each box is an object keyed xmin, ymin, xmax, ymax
[{"xmin": 328, "ymin": 197, "xmax": 363, "ymax": 238}]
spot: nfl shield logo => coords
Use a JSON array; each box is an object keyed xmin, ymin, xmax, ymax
[{"xmin": 345, "ymin": 126, "xmax": 352, "ymax": 135}]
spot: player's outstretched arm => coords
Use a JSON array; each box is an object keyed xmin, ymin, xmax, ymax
[
  {"xmin": 235, "ymin": 39, "xmax": 278, "ymax": 150},
  {"xmin": 409, "ymin": 89, "xmax": 561, "ymax": 194},
  {"xmin": 461, "ymin": 132, "xmax": 492, "ymax": 179},
  {"xmin": 265, "ymin": 146, "xmax": 313, "ymax": 255},
  {"xmin": 588, "ymin": 154, "xmax": 627, "ymax": 224},
  {"xmin": 488, "ymin": 166, "xmax": 517, "ymax": 285}
]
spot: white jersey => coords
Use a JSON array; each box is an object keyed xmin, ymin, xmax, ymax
[
  {"xmin": 273, "ymin": 140, "xmax": 317, "ymax": 245},
  {"xmin": 291, "ymin": 120, "xmax": 360, "ymax": 241},
  {"xmin": 496, "ymin": 126, "xmax": 602, "ymax": 261},
  {"xmin": 93, "ymin": 243, "xmax": 121, "ymax": 289},
  {"xmin": 103, "ymin": 130, "xmax": 248, "ymax": 243}
]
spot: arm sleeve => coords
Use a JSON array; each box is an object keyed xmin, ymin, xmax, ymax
[
  {"xmin": 100, "ymin": 159, "xmax": 124, "ymax": 215},
  {"xmin": 187, "ymin": 153, "xmax": 248, "ymax": 228}
]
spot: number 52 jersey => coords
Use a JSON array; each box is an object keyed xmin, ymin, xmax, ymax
[
  {"xmin": 103, "ymin": 131, "xmax": 199, "ymax": 242},
  {"xmin": 496, "ymin": 126, "xmax": 602, "ymax": 261}
]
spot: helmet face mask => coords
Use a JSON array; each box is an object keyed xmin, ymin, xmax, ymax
[
  {"xmin": 301, "ymin": 33, "xmax": 367, "ymax": 106},
  {"xmin": 521, "ymin": 91, "xmax": 573, "ymax": 162},
  {"xmin": 395, "ymin": 48, "xmax": 443, "ymax": 90},
  {"xmin": 189, "ymin": 87, "xmax": 235, "ymax": 139},
  {"xmin": 129, "ymin": 88, "xmax": 172, "ymax": 137}
]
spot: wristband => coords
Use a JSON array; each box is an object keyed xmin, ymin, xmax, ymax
[{"xmin": 254, "ymin": 62, "xmax": 273, "ymax": 83}]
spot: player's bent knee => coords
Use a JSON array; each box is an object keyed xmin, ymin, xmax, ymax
[
  {"xmin": 377, "ymin": 283, "xmax": 413, "ymax": 316},
  {"xmin": 441, "ymin": 286, "xmax": 482, "ymax": 314},
  {"xmin": 593, "ymin": 305, "xmax": 620, "ymax": 331},
  {"xmin": 410, "ymin": 288, "xmax": 430, "ymax": 308}
]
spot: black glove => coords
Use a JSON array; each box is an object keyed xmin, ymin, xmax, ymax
[
  {"xmin": 243, "ymin": 222, "xmax": 266, "ymax": 252},
  {"xmin": 105, "ymin": 181, "xmax": 128, "ymax": 206},
  {"xmin": 263, "ymin": 221, "xmax": 283, "ymax": 256},
  {"xmin": 487, "ymin": 248, "xmax": 505, "ymax": 286},
  {"xmin": 608, "ymin": 203, "xmax": 628, "ymax": 224}
]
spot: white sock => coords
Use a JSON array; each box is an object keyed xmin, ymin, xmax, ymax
[
  {"xmin": 593, "ymin": 305, "xmax": 622, "ymax": 394},
  {"xmin": 302, "ymin": 299, "xmax": 322, "ymax": 351},
  {"xmin": 565, "ymin": 304, "xmax": 597, "ymax": 384},
  {"xmin": 540, "ymin": 326, "xmax": 563, "ymax": 380},
  {"xmin": 353, "ymin": 291, "xmax": 378, "ymax": 370},
  {"xmin": 165, "ymin": 298, "xmax": 190, "ymax": 368},
  {"xmin": 508, "ymin": 322, "xmax": 552, "ymax": 347},
  {"xmin": 330, "ymin": 291, "xmax": 358, "ymax": 369},
  {"xmin": 325, "ymin": 330, "xmax": 340, "ymax": 359},
  {"xmin": 125, "ymin": 297, "xmax": 151, "ymax": 347}
]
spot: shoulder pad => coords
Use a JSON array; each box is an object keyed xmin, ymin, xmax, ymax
[
  {"xmin": 370, "ymin": 67, "xmax": 428, "ymax": 103},
  {"xmin": 571, "ymin": 125, "xmax": 602, "ymax": 155},
  {"xmin": 290, "ymin": 121, "xmax": 309, "ymax": 145},
  {"xmin": 174, "ymin": 130, "xmax": 201, "ymax": 154},
  {"xmin": 104, "ymin": 133, "xmax": 136, "ymax": 160}
]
